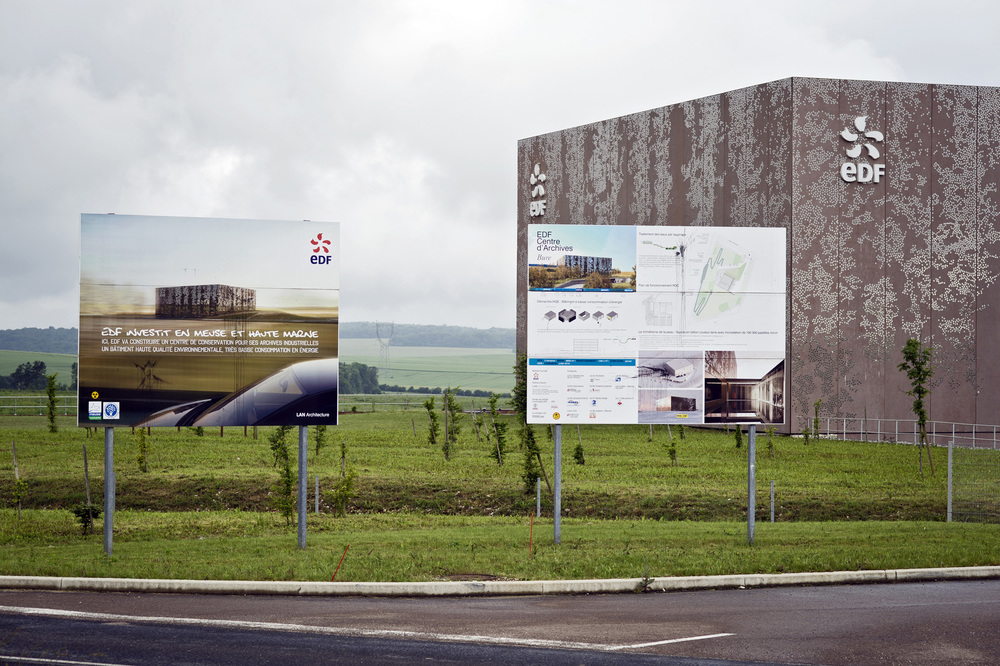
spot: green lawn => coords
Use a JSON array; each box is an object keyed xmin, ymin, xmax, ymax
[
  {"xmin": 339, "ymin": 339, "xmax": 514, "ymax": 393},
  {"xmin": 1, "ymin": 412, "xmax": 998, "ymax": 582}
]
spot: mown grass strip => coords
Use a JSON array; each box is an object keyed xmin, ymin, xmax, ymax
[{"xmin": 2, "ymin": 510, "xmax": 998, "ymax": 582}]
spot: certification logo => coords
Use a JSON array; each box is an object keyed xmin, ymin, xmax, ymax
[
  {"xmin": 88, "ymin": 401, "xmax": 103, "ymax": 420},
  {"xmin": 103, "ymin": 402, "xmax": 120, "ymax": 420},
  {"xmin": 552, "ymin": 412, "xmax": 561, "ymax": 420}
]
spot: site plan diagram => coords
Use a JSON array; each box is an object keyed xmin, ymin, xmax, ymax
[{"xmin": 527, "ymin": 224, "xmax": 786, "ymax": 425}]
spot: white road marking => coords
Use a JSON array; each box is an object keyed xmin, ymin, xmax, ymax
[
  {"xmin": 608, "ymin": 632, "xmax": 735, "ymax": 650},
  {"xmin": 0, "ymin": 657, "xmax": 134, "ymax": 666},
  {"xmin": 0, "ymin": 605, "xmax": 733, "ymax": 653}
]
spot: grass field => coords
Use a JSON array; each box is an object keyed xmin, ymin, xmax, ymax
[
  {"xmin": 0, "ymin": 342, "xmax": 514, "ymax": 394},
  {"xmin": 2, "ymin": 411, "xmax": 998, "ymax": 581},
  {"xmin": 339, "ymin": 338, "xmax": 514, "ymax": 393},
  {"xmin": 0, "ymin": 350, "xmax": 76, "ymax": 386}
]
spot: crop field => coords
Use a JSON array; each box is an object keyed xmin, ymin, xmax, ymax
[
  {"xmin": 339, "ymin": 338, "xmax": 514, "ymax": 393},
  {"xmin": 0, "ymin": 350, "xmax": 76, "ymax": 385},
  {"xmin": 2, "ymin": 411, "xmax": 999, "ymax": 582},
  {"xmin": 0, "ymin": 342, "xmax": 516, "ymax": 394}
]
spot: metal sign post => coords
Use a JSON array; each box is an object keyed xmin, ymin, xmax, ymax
[
  {"xmin": 554, "ymin": 424, "xmax": 562, "ymax": 544},
  {"xmin": 298, "ymin": 426, "xmax": 308, "ymax": 549},
  {"xmin": 104, "ymin": 427, "xmax": 114, "ymax": 556},
  {"xmin": 748, "ymin": 424, "xmax": 756, "ymax": 545}
]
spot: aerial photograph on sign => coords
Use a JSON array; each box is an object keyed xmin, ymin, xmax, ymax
[{"xmin": 527, "ymin": 224, "xmax": 636, "ymax": 291}]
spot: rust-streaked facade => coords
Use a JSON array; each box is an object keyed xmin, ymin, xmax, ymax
[{"xmin": 517, "ymin": 77, "xmax": 1000, "ymax": 432}]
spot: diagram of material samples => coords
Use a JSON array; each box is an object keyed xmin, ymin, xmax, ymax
[{"xmin": 527, "ymin": 292, "xmax": 639, "ymax": 358}]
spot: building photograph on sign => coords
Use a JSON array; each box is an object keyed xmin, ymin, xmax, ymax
[
  {"xmin": 526, "ymin": 224, "xmax": 785, "ymax": 426},
  {"xmin": 78, "ymin": 214, "xmax": 339, "ymax": 428}
]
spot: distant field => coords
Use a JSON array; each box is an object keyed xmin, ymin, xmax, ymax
[
  {"xmin": 339, "ymin": 339, "xmax": 514, "ymax": 393},
  {"xmin": 0, "ymin": 342, "xmax": 515, "ymax": 394},
  {"xmin": 0, "ymin": 350, "xmax": 76, "ymax": 385}
]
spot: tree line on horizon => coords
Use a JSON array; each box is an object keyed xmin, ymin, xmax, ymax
[
  {"xmin": 0, "ymin": 360, "xmax": 77, "ymax": 391},
  {"xmin": 0, "ymin": 327, "xmax": 77, "ymax": 355},
  {"xmin": 0, "ymin": 323, "xmax": 515, "ymax": 355},
  {"xmin": 339, "ymin": 322, "xmax": 514, "ymax": 349}
]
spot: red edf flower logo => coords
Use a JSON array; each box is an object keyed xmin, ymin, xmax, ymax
[{"xmin": 311, "ymin": 233, "xmax": 331, "ymax": 253}]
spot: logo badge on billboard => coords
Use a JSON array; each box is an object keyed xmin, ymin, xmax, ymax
[
  {"xmin": 88, "ymin": 401, "xmax": 103, "ymax": 420},
  {"xmin": 310, "ymin": 233, "xmax": 333, "ymax": 265},
  {"xmin": 103, "ymin": 402, "xmax": 120, "ymax": 419},
  {"xmin": 839, "ymin": 116, "xmax": 885, "ymax": 183}
]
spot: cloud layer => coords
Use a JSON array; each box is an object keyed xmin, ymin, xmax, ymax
[{"xmin": 2, "ymin": 0, "xmax": 998, "ymax": 330}]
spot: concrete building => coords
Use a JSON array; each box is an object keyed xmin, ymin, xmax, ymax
[
  {"xmin": 517, "ymin": 77, "xmax": 1000, "ymax": 432},
  {"xmin": 155, "ymin": 284, "xmax": 256, "ymax": 319},
  {"xmin": 557, "ymin": 254, "xmax": 612, "ymax": 275},
  {"xmin": 663, "ymin": 358, "xmax": 694, "ymax": 381}
]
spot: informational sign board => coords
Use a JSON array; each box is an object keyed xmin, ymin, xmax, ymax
[
  {"xmin": 526, "ymin": 224, "xmax": 786, "ymax": 425},
  {"xmin": 78, "ymin": 214, "xmax": 339, "ymax": 427}
]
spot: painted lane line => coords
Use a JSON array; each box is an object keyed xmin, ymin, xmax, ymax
[
  {"xmin": 608, "ymin": 632, "xmax": 735, "ymax": 650},
  {"xmin": 0, "ymin": 656, "xmax": 134, "ymax": 666},
  {"xmin": 1, "ymin": 605, "xmax": 675, "ymax": 653}
]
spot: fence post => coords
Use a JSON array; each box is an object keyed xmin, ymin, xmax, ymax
[
  {"xmin": 536, "ymin": 477, "xmax": 541, "ymax": 518},
  {"xmin": 947, "ymin": 439, "xmax": 953, "ymax": 523},
  {"xmin": 770, "ymin": 480, "xmax": 775, "ymax": 523}
]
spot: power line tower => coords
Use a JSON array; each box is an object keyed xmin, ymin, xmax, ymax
[{"xmin": 376, "ymin": 321, "xmax": 394, "ymax": 381}]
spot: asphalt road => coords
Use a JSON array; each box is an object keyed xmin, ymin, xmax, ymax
[{"xmin": 2, "ymin": 579, "xmax": 999, "ymax": 664}]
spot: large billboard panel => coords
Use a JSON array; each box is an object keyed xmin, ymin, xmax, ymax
[
  {"xmin": 78, "ymin": 214, "xmax": 339, "ymax": 427},
  {"xmin": 526, "ymin": 224, "xmax": 785, "ymax": 425}
]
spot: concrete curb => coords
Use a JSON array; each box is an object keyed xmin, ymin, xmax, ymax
[{"xmin": 3, "ymin": 566, "xmax": 1000, "ymax": 597}]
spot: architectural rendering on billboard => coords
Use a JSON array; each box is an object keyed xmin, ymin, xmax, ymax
[
  {"xmin": 526, "ymin": 224, "xmax": 786, "ymax": 425},
  {"xmin": 78, "ymin": 214, "xmax": 339, "ymax": 427}
]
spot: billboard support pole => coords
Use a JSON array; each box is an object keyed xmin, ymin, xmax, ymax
[
  {"xmin": 554, "ymin": 424, "xmax": 561, "ymax": 544},
  {"xmin": 104, "ymin": 427, "xmax": 114, "ymax": 556},
  {"xmin": 298, "ymin": 426, "xmax": 308, "ymax": 550},
  {"xmin": 748, "ymin": 424, "xmax": 756, "ymax": 545}
]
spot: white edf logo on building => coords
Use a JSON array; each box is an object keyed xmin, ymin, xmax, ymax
[
  {"xmin": 529, "ymin": 163, "xmax": 547, "ymax": 217},
  {"xmin": 839, "ymin": 116, "xmax": 885, "ymax": 184}
]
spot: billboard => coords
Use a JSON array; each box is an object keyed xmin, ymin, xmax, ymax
[
  {"xmin": 526, "ymin": 224, "xmax": 785, "ymax": 425},
  {"xmin": 79, "ymin": 214, "xmax": 339, "ymax": 427}
]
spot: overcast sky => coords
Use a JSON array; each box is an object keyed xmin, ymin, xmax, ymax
[{"xmin": 2, "ymin": 0, "xmax": 998, "ymax": 331}]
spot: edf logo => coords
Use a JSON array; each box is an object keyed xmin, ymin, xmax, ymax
[
  {"xmin": 310, "ymin": 233, "xmax": 332, "ymax": 265},
  {"xmin": 839, "ymin": 115, "xmax": 885, "ymax": 184}
]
